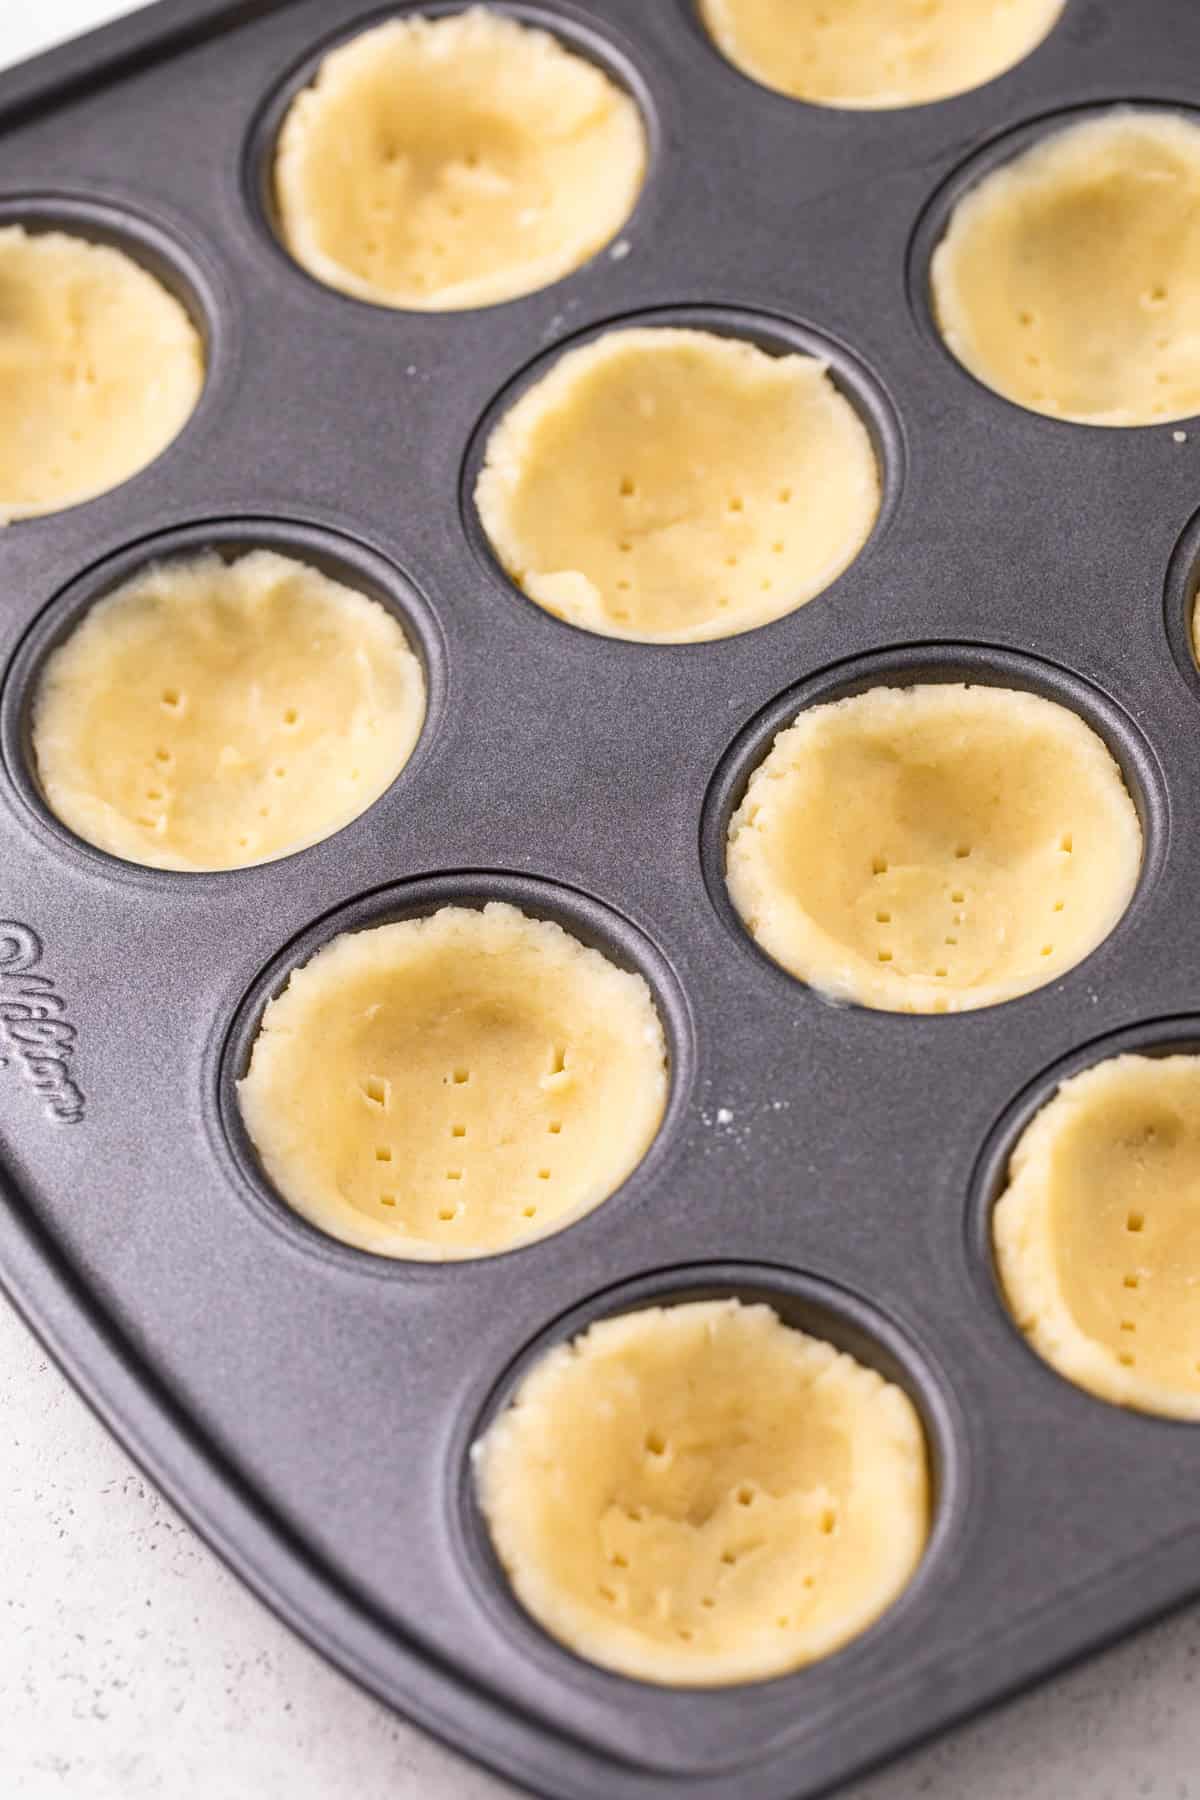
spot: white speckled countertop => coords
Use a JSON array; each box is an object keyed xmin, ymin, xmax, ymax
[{"xmin": 4, "ymin": 8, "xmax": 1200, "ymax": 1797}]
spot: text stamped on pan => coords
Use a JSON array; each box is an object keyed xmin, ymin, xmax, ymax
[{"xmin": 0, "ymin": 922, "xmax": 84, "ymax": 1124}]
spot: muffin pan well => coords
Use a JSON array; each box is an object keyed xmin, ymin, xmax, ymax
[
  {"xmin": 723, "ymin": 680, "xmax": 1142, "ymax": 1012},
  {"xmin": 929, "ymin": 107, "xmax": 1200, "ymax": 426},
  {"xmin": 237, "ymin": 899, "xmax": 669, "ymax": 1257},
  {"xmin": 473, "ymin": 321, "xmax": 881, "ymax": 642},
  {"xmin": 31, "ymin": 545, "xmax": 425, "ymax": 870},
  {"xmin": 993, "ymin": 1047, "xmax": 1200, "ymax": 1419},
  {"xmin": 0, "ymin": 223, "xmax": 202, "ymax": 520},
  {"xmin": 473, "ymin": 1292, "xmax": 932, "ymax": 1685},
  {"xmin": 696, "ymin": 0, "xmax": 1067, "ymax": 111},
  {"xmin": 272, "ymin": 9, "xmax": 647, "ymax": 310},
  {"xmin": 3, "ymin": 1, "xmax": 1200, "ymax": 1796}
]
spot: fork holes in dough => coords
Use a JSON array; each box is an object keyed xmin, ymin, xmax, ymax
[
  {"xmin": 0, "ymin": 224, "xmax": 204, "ymax": 522},
  {"xmin": 474, "ymin": 1297, "xmax": 930, "ymax": 1684},
  {"xmin": 931, "ymin": 110, "xmax": 1200, "ymax": 426},
  {"xmin": 994, "ymin": 1052, "xmax": 1200, "ymax": 1417},
  {"xmin": 272, "ymin": 10, "xmax": 646, "ymax": 312},
  {"xmin": 725, "ymin": 683, "xmax": 1140, "ymax": 1013},
  {"xmin": 474, "ymin": 324, "xmax": 881, "ymax": 644},
  {"xmin": 237, "ymin": 902, "xmax": 668, "ymax": 1260},
  {"xmin": 31, "ymin": 549, "xmax": 424, "ymax": 872}
]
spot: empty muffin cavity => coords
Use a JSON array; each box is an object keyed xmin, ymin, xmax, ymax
[
  {"xmin": 473, "ymin": 1297, "xmax": 929, "ymax": 1684},
  {"xmin": 237, "ymin": 902, "xmax": 668, "ymax": 1259},
  {"xmin": 932, "ymin": 110, "xmax": 1200, "ymax": 425},
  {"xmin": 475, "ymin": 326, "xmax": 880, "ymax": 643},
  {"xmin": 725, "ymin": 684, "xmax": 1142, "ymax": 1013},
  {"xmin": 699, "ymin": 0, "xmax": 1064, "ymax": 109},
  {"xmin": 32, "ymin": 548, "xmax": 424, "ymax": 871},
  {"xmin": 0, "ymin": 225, "xmax": 202, "ymax": 521},
  {"xmin": 994, "ymin": 1053, "xmax": 1200, "ymax": 1419},
  {"xmin": 273, "ymin": 8, "xmax": 646, "ymax": 311}
]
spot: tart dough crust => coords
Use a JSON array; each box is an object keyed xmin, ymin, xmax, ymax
[
  {"xmin": 726, "ymin": 684, "xmax": 1141, "ymax": 1014},
  {"xmin": 33, "ymin": 549, "xmax": 424, "ymax": 872},
  {"xmin": 699, "ymin": 0, "xmax": 1063, "ymax": 109},
  {"xmin": 932, "ymin": 111, "xmax": 1200, "ymax": 426},
  {"xmin": 474, "ymin": 1298, "xmax": 929, "ymax": 1685},
  {"xmin": 475, "ymin": 326, "xmax": 879, "ymax": 644},
  {"xmin": 274, "ymin": 8, "xmax": 645, "ymax": 311},
  {"xmin": 0, "ymin": 226, "xmax": 202, "ymax": 521},
  {"xmin": 238, "ymin": 903, "xmax": 668, "ymax": 1260},
  {"xmin": 994, "ymin": 1054, "xmax": 1200, "ymax": 1419}
]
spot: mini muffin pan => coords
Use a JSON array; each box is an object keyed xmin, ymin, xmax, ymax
[{"xmin": 3, "ymin": 2, "xmax": 1200, "ymax": 1795}]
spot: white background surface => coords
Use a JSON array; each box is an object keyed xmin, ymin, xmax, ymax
[
  {"xmin": 5, "ymin": 2, "xmax": 150, "ymax": 64},
  {"xmin": 4, "ymin": 4, "xmax": 1200, "ymax": 1796}
]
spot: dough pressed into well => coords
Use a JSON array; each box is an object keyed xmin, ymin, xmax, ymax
[
  {"xmin": 994, "ymin": 1054, "xmax": 1200, "ymax": 1419},
  {"xmin": 726, "ymin": 684, "xmax": 1142, "ymax": 1014},
  {"xmin": 238, "ymin": 903, "xmax": 668, "ymax": 1259},
  {"xmin": 474, "ymin": 1298, "xmax": 929, "ymax": 1684},
  {"xmin": 699, "ymin": 0, "xmax": 1063, "ymax": 109},
  {"xmin": 932, "ymin": 111, "xmax": 1200, "ymax": 426},
  {"xmin": 33, "ymin": 549, "xmax": 424, "ymax": 872},
  {"xmin": 0, "ymin": 226, "xmax": 203, "ymax": 522},
  {"xmin": 274, "ymin": 8, "xmax": 645, "ymax": 311},
  {"xmin": 475, "ymin": 327, "xmax": 879, "ymax": 643}
]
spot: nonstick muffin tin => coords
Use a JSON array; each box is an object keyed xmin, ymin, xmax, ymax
[{"xmin": 4, "ymin": 1, "xmax": 1200, "ymax": 1795}]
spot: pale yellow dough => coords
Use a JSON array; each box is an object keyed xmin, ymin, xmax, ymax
[
  {"xmin": 475, "ymin": 1298, "xmax": 929, "ymax": 1684},
  {"xmin": 933, "ymin": 111, "xmax": 1200, "ymax": 426},
  {"xmin": 274, "ymin": 9, "xmax": 645, "ymax": 311},
  {"xmin": 476, "ymin": 327, "xmax": 879, "ymax": 643},
  {"xmin": 33, "ymin": 550, "xmax": 424, "ymax": 872},
  {"xmin": 699, "ymin": 0, "xmax": 1063, "ymax": 108},
  {"xmin": 726, "ymin": 685, "xmax": 1141, "ymax": 1014},
  {"xmin": 994, "ymin": 1055, "xmax": 1200, "ymax": 1420},
  {"xmin": 0, "ymin": 226, "xmax": 202, "ymax": 521},
  {"xmin": 238, "ymin": 903, "xmax": 667, "ymax": 1260}
]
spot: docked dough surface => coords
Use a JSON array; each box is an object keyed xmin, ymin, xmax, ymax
[
  {"xmin": 932, "ymin": 111, "xmax": 1200, "ymax": 426},
  {"xmin": 726, "ymin": 684, "xmax": 1141, "ymax": 1013},
  {"xmin": 476, "ymin": 327, "xmax": 879, "ymax": 643},
  {"xmin": 994, "ymin": 1054, "xmax": 1200, "ymax": 1419},
  {"xmin": 274, "ymin": 8, "xmax": 645, "ymax": 311},
  {"xmin": 33, "ymin": 549, "xmax": 423, "ymax": 871},
  {"xmin": 0, "ymin": 226, "xmax": 202, "ymax": 521},
  {"xmin": 475, "ymin": 1298, "xmax": 929, "ymax": 1684},
  {"xmin": 699, "ymin": 0, "xmax": 1063, "ymax": 109},
  {"xmin": 238, "ymin": 903, "xmax": 668, "ymax": 1260}
]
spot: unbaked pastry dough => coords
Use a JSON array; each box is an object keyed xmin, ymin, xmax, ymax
[
  {"xmin": 1190, "ymin": 589, "xmax": 1200, "ymax": 670},
  {"xmin": 274, "ymin": 8, "xmax": 645, "ymax": 311},
  {"xmin": 474, "ymin": 1298, "xmax": 929, "ymax": 1684},
  {"xmin": 0, "ymin": 226, "xmax": 202, "ymax": 521},
  {"xmin": 33, "ymin": 549, "xmax": 424, "ymax": 872},
  {"xmin": 726, "ymin": 684, "xmax": 1141, "ymax": 1013},
  {"xmin": 475, "ymin": 327, "xmax": 879, "ymax": 643},
  {"xmin": 994, "ymin": 1054, "xmax": 1200, "ymax": 1419},
  {"xmin": 238, "ymin": 903, "xmax": 668, "ymax": 1259},
  {"xmin": 933, "ymin": 111, "xmax": 1200, "ymax": 426},
  {"xmin": 699, "ymin": 0, "xmax": 1063, "ymax": 109}
]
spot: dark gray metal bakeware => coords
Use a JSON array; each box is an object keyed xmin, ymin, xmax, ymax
[{"xmin": 3, "ymin": 1, "xmax": 1200, "ymax": 1794}]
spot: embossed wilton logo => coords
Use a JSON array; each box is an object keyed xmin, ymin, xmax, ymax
[{"xmin": 0, "ymin": 923, "xmax": 84, "ymax": 1124}]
